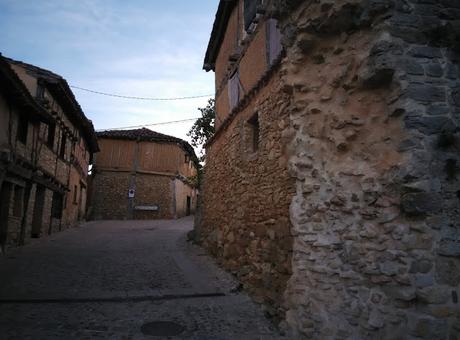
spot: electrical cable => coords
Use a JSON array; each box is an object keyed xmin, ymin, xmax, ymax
[
  {"xmin": 97, "ymin": 117, "xmax": 201, "ymax": 131},
  {"xmin": 70, "ymin": 85, "xmax": 213, "ymax": 101}
]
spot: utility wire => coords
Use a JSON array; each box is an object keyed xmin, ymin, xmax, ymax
[
  {"xmin": 98, "ymin": 117, "xmax": 201, "ymax": 131},
  {"xmin": 70, "ymin": 85, "xmax": 213, "ymax": 101}
]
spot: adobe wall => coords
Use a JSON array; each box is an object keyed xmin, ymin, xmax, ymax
[
  {"xmin": 200, "ymin": 72, "xmax": 295, "ymax": 318},
  {"xmin": 277, "ymin": 1, "xmax": 460, "ymax": 338}
]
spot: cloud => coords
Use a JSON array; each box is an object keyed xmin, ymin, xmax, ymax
[{"xmin": 0, "ymin": 0, "xmax": 219, "ymax": 144}]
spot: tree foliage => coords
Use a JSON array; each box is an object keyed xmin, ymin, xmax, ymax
[{"xmin": 187, "ymin": 98, "xmax": 215, "ymax": 162}]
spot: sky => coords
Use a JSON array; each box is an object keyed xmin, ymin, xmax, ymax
[{"xmin": 0, "ymin": 0, "xmax": 218, "ymax": 145}]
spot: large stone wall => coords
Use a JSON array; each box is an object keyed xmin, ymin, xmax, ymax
[
  {"xmin": 91, "ymin": 171, "xmax": 130, "ymax": 220},
  {"xmin": 200, "ymin": 73, "xmax": 295, "ymax": 319},
  {"xmin": 91, "ymin": 171, "xmax": 176, "ymax": 220},
  {"xmin": 275, "ymin": 0, "xmax": 460, "ymax": 338}
]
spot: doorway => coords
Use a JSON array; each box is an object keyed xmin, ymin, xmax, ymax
[
  {"xmin": 31, "ymin": 185, "xmax": 45, "ymax": 238},
  {"xmin": 0, "ymin": 182, "xmax": 12, "ymax": 252},
  {"xmin": 186, "ymin": 196, "xmax": 191, "ymax": 216}
]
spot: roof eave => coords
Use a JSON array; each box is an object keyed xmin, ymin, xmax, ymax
[{"xmin": 203, "ymin": 0, "xmax": 238, "ymax": 71}]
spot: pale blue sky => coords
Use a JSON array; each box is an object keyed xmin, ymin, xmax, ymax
[{"xmin": 0, "ymin": 0, "xmax": 218, "ymax": 142}]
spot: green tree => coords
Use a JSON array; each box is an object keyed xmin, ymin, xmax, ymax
[{"xmin": 187, "ymin": 98, "xmax": 215, "ymax": 163}]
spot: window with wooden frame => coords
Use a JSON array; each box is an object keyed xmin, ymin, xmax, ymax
[
  {"xmin": 36, "ymin": 81, "xmax": 45, "ymax": 99},
  {"xmin": 47, "ymin": 122, "xmax": 56, "ymax": 149},
  {"xmin": 266, "ymin": 18, "xmax": 282, "ymax": 65},
  {"xmin": 59, "ymin": 131, "xmax": 66, "ymax": 159},
  {"xmin": 228, "ymin": 70, "xmax": 241, "ymax": 111},
  {"xmin": 16, "ymin": 114, "xmax": 28, "ymax": 144},
  {"xmin": 248, "ymin": 113, "xmax": 260, "ymax": 153}
]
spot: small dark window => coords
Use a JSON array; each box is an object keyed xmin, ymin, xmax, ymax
[
  {"xmin": 59, "ymin": 131, "xmax": 66, "ymax": 158},
  {"xmin": 51, "ymin": 192, "xmax": 63, "ymax": 219},
  {"xmin": 248, "ymin": 114, "xmax": 260, "ymax": 152},
  {"xmin": 47, "ymin": 123, "xmax": 56, "ymax": 148},
  {"xmin": 228, "ymin": 70, "xmax": 240, "ymax": 111},
  {"xmin": 17, "ymin": 115, "xmax": 28, "ymax": 144},
  {"xmin": 244, "ymin": 0, "xmax": 258, "ymax": 31}
]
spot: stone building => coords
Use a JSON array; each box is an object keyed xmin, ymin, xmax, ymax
[
  {"xmin": 91, "ymin": 128, "xmax": 198, "ymax": 220},
  {"xmin": 0, "ymin": 54, "xmax": 98, "ymax": 252},
  {"xmin": 198, "ymin": 0, "xmax": 460, "ymax": 339}
]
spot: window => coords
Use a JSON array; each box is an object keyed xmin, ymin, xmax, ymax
[
  {"xmin": 244, "ymin": 0, "xmax": 258, "ymax": 31},
  {"xmin": 185, "ymin": 154, "xmax": 189, "ymax": 163},
  {"xmin": 228, "ymin": 70, "xmax": 241, "ymax": 111},
  {"xmin": 17, "ymin": 115, "xmax": 28, "ymax": 144},
  {"xmin": 266, "ymin": 18, "xmax": 282, "ymax": 65},
  {"xmin": 51, "ymin": 192, "xmax": 63, "ymax": 219},
  {"xmin": 36, "ymin": 82, "xmax": 45, "ymax": 99},
  {"xmin": 248, "ymin": 114, "xmax": 260, "ymax": 152},
  {"xmin": 59, "ymin": 131, "xmax": 66, "ymax": 158},
  {"xmin": 47, "ymin": 122, "xmax": 56, "ymax": 149}
]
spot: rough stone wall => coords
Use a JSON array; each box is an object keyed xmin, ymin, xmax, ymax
[
  {"xmin": 275, "ymin": 0, "xmax": 460, "ymax": 338},
  {"xmin": 200, "ymin": 73, "xmax": 295, "ymax": 318},
  {"xmin": 133, "ymin": 174, "xmax": 173, "ymax": 220},
  {"xmin": 91, "ymin": 171, "xmax": 175, "ymax": 220},
  {"xmin": 91, "ymin": 171, "xmax": 130, "ymax": 220}
]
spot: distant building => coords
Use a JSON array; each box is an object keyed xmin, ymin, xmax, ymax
[
  {"xmin": 0, "ymin": 54, "xmax": 98, "ymax": 251},
  {"xmin": 91, "ymin": 128, "xmax": 198, "ymax": 220}
]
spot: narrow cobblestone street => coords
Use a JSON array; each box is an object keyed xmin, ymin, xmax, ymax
[{"xmin": 0, "ymin": 217, "xmax": 283, "ymax": 339}]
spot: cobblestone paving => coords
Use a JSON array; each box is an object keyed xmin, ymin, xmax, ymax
[{"xmin": 0, "ymin": 217, "xmax": 284, "ymax": 339}]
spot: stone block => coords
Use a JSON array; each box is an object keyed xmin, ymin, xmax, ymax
[
  {"xmin": 410, "ymin": 316, "xmax": 447, "ymax": 339},
  {"xmin": 409, "ymin": 259, "xmax": 433, "ymax": 273},
  {"xmin": 405, "ymin": 115, "xmax": 456, "ymax": 135},
  {"xmin": 435, "ymin": 257, "xmax": 460, "ymax": 286},
  {"xmin": 407, "ymin": 85, "xmax": 446, "ymax": 103},
  {"xmin": 416, "ymin": 286, "xmax": 450, "ymax": 304},
  {"xmin": 438, "ymin": 238, "xmax": 460, "ymax": 257},
  {"xmin": 425, "ymin": 63, "xmax": 443, "ymax": 77},
  {"xmin": 427, "ymin": 104, "xmax": 450, "ymax": 116},
  {"xmin": 400, "ymin": 192, "xmax": 443, "ymax": 215},
  {"xmin": 379, "ymin": 261, "xmax": 400, "ymax": 276},
  {"xmin": 403, "ymin": 60, "xmax": 425, "ymax": 75},
  {"xmin": 408, "ymin": 46, "xmax": 443, "ymax": 59},
  {"xmin": 414, "ymin": 273, "xmax": 435, "ymax": 288},
  {"xmin": 383, "ymin": 286, "xmax": 416, "ymax": 301}
]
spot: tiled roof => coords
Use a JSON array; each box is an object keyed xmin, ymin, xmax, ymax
[
  {"xmin": 97, "ymin": 128, "xmax": 183, "ymax": 143},
  {"xmin": 203, "ymin": 0, "xmax": 237, "ymax": 71},
  {"xmin": 97, "ymin": 128, "xmax": 199, "ymax": 163},
  {"xmin": 0, "ymin": 54, "xmax": 50, "ymax": 121}
]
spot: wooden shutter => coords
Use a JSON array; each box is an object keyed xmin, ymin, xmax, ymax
[
  {"xmin": 228, "ymin": 71, "xmax": 240, "ymax": 111},
  {"xmin": 267, "ymin": 18, "xmax": 282, "ymax": 65}
]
